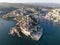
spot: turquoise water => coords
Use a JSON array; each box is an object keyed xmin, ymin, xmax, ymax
[{"xmin": 0, "ymin": 17, "xmax": 60, "ymax": 45}]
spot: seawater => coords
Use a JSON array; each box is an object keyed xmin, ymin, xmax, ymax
[{"xmin": 0, "ymin": 17, "xmax": 60, "ymax": 45}]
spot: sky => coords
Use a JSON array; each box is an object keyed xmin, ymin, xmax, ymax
[{"xmin": 0, "ymin": 0, "xmax": 60, "ymax": 3}]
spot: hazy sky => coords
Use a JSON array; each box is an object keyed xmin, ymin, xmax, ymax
[{"xmin": 0, "ymin": 0, "xmax": 60, "ymax": 3}]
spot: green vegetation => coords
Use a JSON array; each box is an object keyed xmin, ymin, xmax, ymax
[
  {"xmin": 2, "ymin": 15, "xmax": 9, "ymax": 19},
  {"xmin": 53, "ymin": 17, "xmax": 56, "ymax": 20},
  {"xmin": 15, "ymin": 16, "xmax": 21, "ymax": 21}
]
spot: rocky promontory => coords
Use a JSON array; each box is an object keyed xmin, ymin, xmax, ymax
[{"xmin": 3, "ymin": 7, "xmax": 43, "ymax": 41}]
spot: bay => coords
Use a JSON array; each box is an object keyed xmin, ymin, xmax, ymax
[{"xmin": 0, "ymin": 17, "xmax": 60, "ymax": 45}]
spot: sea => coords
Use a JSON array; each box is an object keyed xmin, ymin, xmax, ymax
[{"xmin": 0, "ymin": 17, "xmax": 60, "ymax": 45}]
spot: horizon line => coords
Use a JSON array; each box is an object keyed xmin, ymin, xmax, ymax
[{"xmin": 0, "ymin": 2, "xmax": 60, "ymax": 4}]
